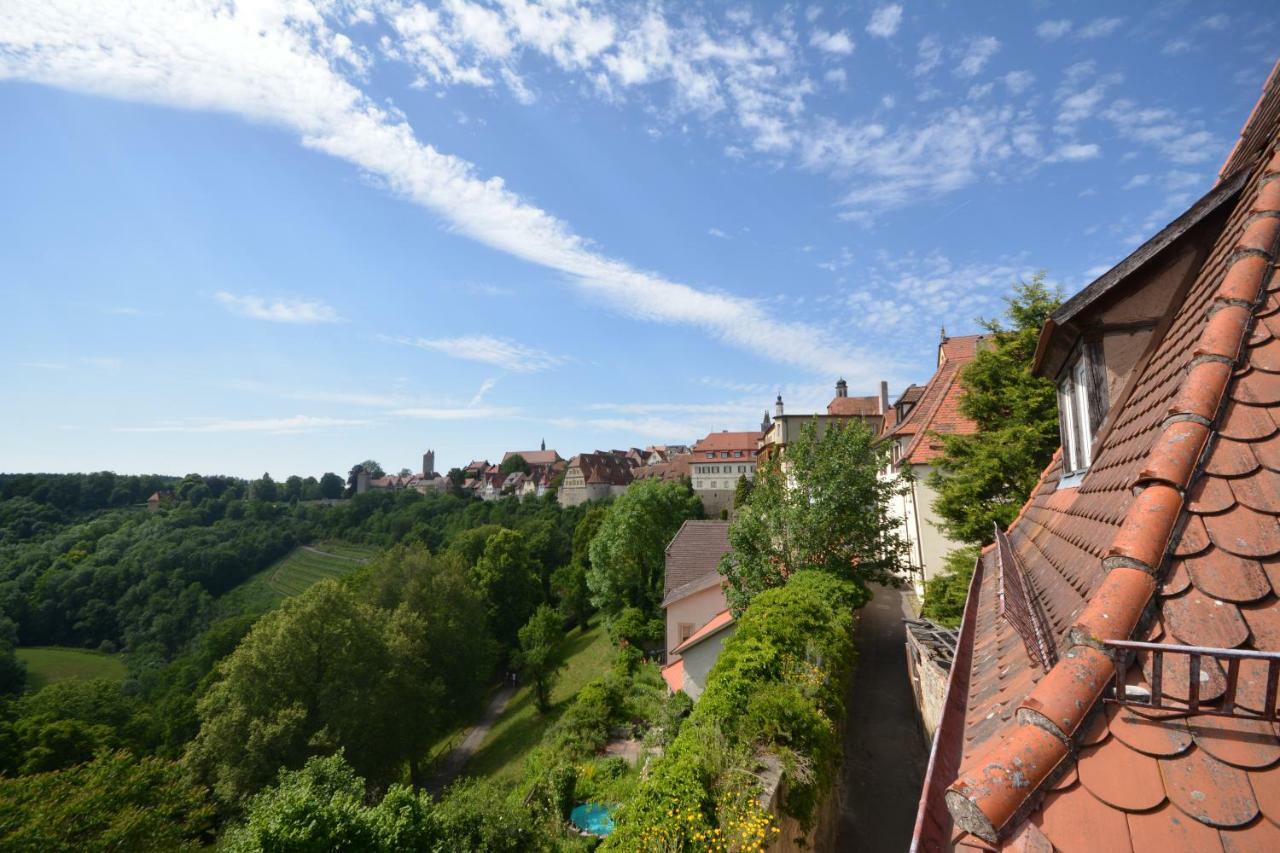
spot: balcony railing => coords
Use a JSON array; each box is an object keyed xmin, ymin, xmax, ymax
[{"xmin": 1103, "ymin": 638, "xmax": 1280, "ymax": 721}]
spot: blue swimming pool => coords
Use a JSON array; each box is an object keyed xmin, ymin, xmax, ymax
[{"xmin": 570, "ymin": 802, "xmax": 616, "ymax": 836}]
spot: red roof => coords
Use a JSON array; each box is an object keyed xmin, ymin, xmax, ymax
[
  {"xmin": 672, "ymin": 609, "xmax": 735, "ymax": 655},
  {"xmin": 632, "ymin": 454, "xmax": 692, "ymax": 483},
  {"xmin": 661, "ymin": 658, "xmax": 685, "ymax": 693},
  {"xmin": 888, "ymin": 334, "xmax": 982, "ymax": 465},
  {"xmin": 918, "ymin": 60, "xmax": 1280, "ymax": 851},
  {"xmin": 692, "ymin": 431, "xmax": 762, "ymax": 454},
  {"xmin": 502, "ymin": 449, "xmax": 560, "ymax": 466},
  {"xmin": 826, "ymin": 394, "xmax": 881, "ymax": 417},
  {"xmin": 570, "ymin": 452, "xmax": 635, "ymax": 486}
]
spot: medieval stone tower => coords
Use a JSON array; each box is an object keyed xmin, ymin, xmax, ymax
[{"xmin": 422, "ymin": 449, "xmax": 435, "ymax": 478}]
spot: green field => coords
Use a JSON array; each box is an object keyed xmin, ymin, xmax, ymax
[
  {"xmin": 465, "ymin": 620, "xmax": 615, "ymax": 784},
  {"xmin": 218, "ymin": 542, "xmax": 378, "ymax": 614},
  {"xmin": 17, "ymin": 646, "xmax": 127, "ymax": 691}
]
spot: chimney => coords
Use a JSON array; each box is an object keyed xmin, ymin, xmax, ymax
[
  {"xmin": 835, "ymin": 378, "xmax": 848, "ymax": 398},
  {"xmin": 879, "ymin": 381, "xmax": 889, "ymax": 415},
  {"xmin": 775, "ymin": 394, "xmax": 784, "ymax": 418}
]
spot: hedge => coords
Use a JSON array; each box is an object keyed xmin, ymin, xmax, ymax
[{"xmin": 602, "ymin": 571, "xmax": 865, "ymax": 851}]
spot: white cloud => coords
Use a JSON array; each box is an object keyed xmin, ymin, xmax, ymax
[
  {"xmin": 1050, "ymin": 142, "xmax": 1101, "ymax": 162},
  {"xmin": 469, "ymin": 377, "xmax": 497, "ymax": 406},
  {"xmin": 1162, "ymin": 38, "xmax": 1193, "ymax": 56},
  {"xmin": 825, "ymin": 68, "xmax": 847, "ymax": 87},
  {"xmin": 1003, "ymin": 70, "xmax": 1034, "ymax": 94},
  {"xmin": 1123, "ymin": 174, "xmax": 1152, "ymax": 189},
  {"xmin": 1077, "ymin": 17, "xmax": 1124, "ymax": 40},
  {"xmin": 881, "ymin": 94, "xmax": 895, "ymax": 109},
  {"xmin": 1101, "ymin": 99, "xmax": 1219, "ymax": 164},
  {"xmin": 955, "ymin": 36, "xmax": 999, "ymax": 78},
  {"xmin": 1201, "ymin": 14, "xmax": 1229, "ymax": 31},
  {"xmin": 1036, "ymin": 20, "xmax": 1073, "ymax": 41},
  {"xmin": 866, "ymin": 5, "xmax": 904, "ymax": 39},
  {"xmin": 392, "ymin": 405, "xmax": 520, "ymax": 420},
  {"xmin": 708, "ymin": 227, "xmax": 729, "ymax": 238},
  {"xmin": 811, "ymin": 30, "xmax": 855, "ymax": 55},
  {"xmin": 0, "ymin": 1, "xmax": 873, "ymax": 377},
  {"xmin": 214, "ymin": 291, "xmax": 340, "ymax": 324},
  {"xmin": 914, "ymin": 35, "xmax": 942, "ymax": 76},
  {"xmin": 16, "ymin": 361, "xmax": 69, "ymax": 370},
  {"xmin": 387, "ymin": 334, "xmax": 565, "ymax": 373},
  {"xmin": 118, "ymin": 415, "xmax": 369, "ymax": 433}
]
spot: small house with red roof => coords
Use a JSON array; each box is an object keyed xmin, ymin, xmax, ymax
[
  {"xmin": 659, "ymin": 520, "xmax": 735, "ymax": 700},
  {"xmin": 914, "ymin": 61, "xmax": 1280, "ymax": 852},
  {"xmin": 881, "ymin": 333, "xmax": 984, "ymax": 590}
]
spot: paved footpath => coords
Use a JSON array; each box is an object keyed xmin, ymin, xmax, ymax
[
  {"xmin": 834, "ymin": 583, "xmax": 928, "ymax": 851},
  {"xmin": 425, "ymin": 685, "xmax": 515, "ymax": 796}
]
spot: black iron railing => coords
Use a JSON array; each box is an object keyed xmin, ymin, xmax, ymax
[{"xmin": 1104, "ymin": 638, "xmax": 1280, "ymax": 721}]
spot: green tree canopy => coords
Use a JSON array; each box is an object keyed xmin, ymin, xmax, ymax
[
  {"xmin": 586, "ymin": 479, "xmax": 703, "ymax": 620},
  {"xmin": 928, "ymin": 275, "xmax": 1063, "ymax": 545},
  {"xmin": 248, "ymin": 474, "xmax": 278, "ymax": 503},
  {"xmin": 470, "ymin": 529, "xmax": 543, "ymax": 658},
  {"xmin": 318, "ymin": 472, "xmax": 344, "ymax": 499},
  {"xmin": 186, "ymin": 581, "xmax": 433, "ymax": 805},
  {"xmin": 446, "ymin": 523, "xmax": 506, "ymax": 568},
  {"xmin": 722, "ymin": 418, "xmax": 907, "ymax": 612},
  {"xmin": 515, "ymin": 605, "xmax": 566, "ymax": 712},
  {"xmin": 0, "ymin": 750, "xmax": 214, "ymax": 852}
]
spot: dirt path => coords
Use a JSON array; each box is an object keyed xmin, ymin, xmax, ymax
[
  {"xmin": 834, "ymin": 583, "xmax": 928, "ymax": 851},
  {"xmin": 425, "ymin": 685, "xmax": 516, "ymax": 795}
]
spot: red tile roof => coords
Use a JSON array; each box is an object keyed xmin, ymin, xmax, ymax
[
  {"xmin": 692, "ymin": 430, "xmax": 762, "ymax": 454},
  {"xmin": 663, "ymin": 520, "xmax": 731, "ymax": 601},
  {"xmin": 632, "ymin": 454, "xmax": 692, "ymax": 483},
  {"xmin": 672, "ymin": 608, "xmax": 735, "ymax": 655},
  {"xmin": 888, "ymin": 334, "xmax": 982, "ymax": 465},
  {"xmin": 503, "ymin": 449, "xmax": 560, "ymax": 466},
  {"xmin": 570, "ymin": 451, "xmax": 635, "ymax": 486},
  {"xmin": 826, "ymin": 393, "xmax": 881, "ymax": 417},
  {"xmin": 661, "ymin": 657, "xmax": 684, "ymax": 692},
  {"xmin": 918, "ymin": 61, "xmax": 1280, "ymax": 851}
]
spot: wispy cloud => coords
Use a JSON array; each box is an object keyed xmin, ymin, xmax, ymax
[
  {"xmin": 1049, "ymin": 142, "xmax": 1101, "ymax": 162},
  {"xmin": 81, "ymin": 356, "xmax": 123, "ymax": 369},
  {"xmin": 103, "ymin": 306, "xmax": 142, "ymax": 316},
  {"xmin": 385, "ymin": 334, "xmax": 565, "ymax": 373},
  {"xmin": 1076, "ymin": 17, "xmax": 1124, "ymax": 40},
  {"xmin": 866, "ymin": 5, "xmax": 903, "ymax": 40},
  {"xmin": 707, "ymin": 227, "xmax": 729, "ymax": 239},
  {"xmin": 214, "ymin": 291, "xmax": 341, "ymax": 324},
  {"xmin": 1036, "ymin": 20, "xmax": 1073, "ymax": 41},
  {"xmin": 117, "ymin": 415, "xmax": 369, "ymax": 434},
  {"xmin": 16, "ymin": 361, "xmax": 69, "ymax": 370},
  {"xmin": 469, "ymin": 377, "xmax": 498, "ymax": 406},
  {"xmin": 954, "ymin": 36, "xmax": 999, "ymax": 78},
  {"xmin": 0, "ymin": 1, "xmax": 873, "ymax": 377},
  {"xmin": 392, "ymin": 406, "xmax": 521, "ymax": 420}
]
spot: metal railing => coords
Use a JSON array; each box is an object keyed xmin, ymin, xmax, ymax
[{"xmin": 1104, "ymin": 638, "xmax": 1280, "ymax": 721}]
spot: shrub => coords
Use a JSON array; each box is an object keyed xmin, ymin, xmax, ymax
[
  {"xmin": 603, "ymin": 571, "xmax": 860, "ymax": 849},
  {"xmin": 920, "ymin": 546, "xmax": 980, "ymax": 628}
]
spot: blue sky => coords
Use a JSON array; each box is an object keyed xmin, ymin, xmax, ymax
[{"xmin": 0, "ymin": 1, "xmax": 1274, "ymax": 479}]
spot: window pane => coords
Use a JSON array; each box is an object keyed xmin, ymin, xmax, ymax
[{"xmin": 1074, "ymin": 358, "xmax": 1093, "ymax": 468}]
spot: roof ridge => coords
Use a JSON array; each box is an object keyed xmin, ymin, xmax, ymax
[{"xmin": 943, "ymin": 147, "xmax": 1280, "ymax": 845}]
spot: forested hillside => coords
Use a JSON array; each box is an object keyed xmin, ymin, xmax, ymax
[{"xmin": 0, "ymin": 470, "xmax": 675, "ymax": 850}]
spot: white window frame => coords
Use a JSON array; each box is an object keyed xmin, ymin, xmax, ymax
[{"xmin": 1058, "ymin": 341, "xmax": 1107, "ymax": 481}]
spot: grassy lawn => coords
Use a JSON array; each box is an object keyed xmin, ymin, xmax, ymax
[
  {"xmin": 465, "ymin": 620, "xmax": 614, "ymax": 785},
  {"xmin": 17, "ymin": 646, "xmax": 127, "ymax": 691},
  {"xmin": 218, "ymin": 541, "xmax": 378, "ymax": 615}
]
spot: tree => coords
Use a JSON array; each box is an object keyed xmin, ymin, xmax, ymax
[
  {"xmin": 587, "ymin": 479, "xmax": 703, "ymax": 620},
  {"xmin": 722, "ymin": 418, "xmax": 908, "ymax": 612},
  {"xmin": 920, "ymin": 547, "xmax": 981, "ymax": 628},
  {"xmin": 248, "ymin": 473, "xmax": 277, "ymax": 503},
  {"xmin": 733, "ymin": 475, "xmax": 754, "ymax": 509},
  {"xmin": 7, "ymin": 678, "xmax": 156, "ymax": 775},
  {"xmin": 358, "ymin": 460, "xmax": 386, "ymax": 479},
  {"xmin": 446, "ymin": 467, "xmax": 466, "ymax": 496},
  {"xmin": 447, "ymin": 524, "xmax": 506, "ymax": 568},
  {"xmin": 500, "ymin": 454, "xmax": 530, "ymax": 476},
  {"xmin": 318, "ymin": 472, "xmax": 344, "ymax": 499},
  {"xmin": 550, "ymin": 562, "xmax": 592, "ymax": 629},
  {"xmin": 282, "ymin": 475, "xmax": 303, "ymax": 503},
  {"xmin": 0, "ymin": 750, "xmax": 214, "ymax": 852},
  {"xmin": 929, "ymin": 276, "xmax": 1063, "ymax": 545},
  {"xmin": 360, "ymin": 546, "xmax": 496, "ymax": 785},
  {"xmin": 522, "ymin": 516, "xmax": 570, "ymax": 600},
  {"xmin": 186, "ymin": 581, "xmax": 426, "ymax": 805},
  {"xmin": 470, "ymin": 529, "xmax": 543, "ymax": 657},
  {"xmin": 0, "ymin": 616, "xmax": 25, "ymax": 697},
  {"xmin": 516, "ymin": 605, "xmax": 565, "ymax": 712},
  {"xmin": 222, "ymin": 753, "xmax": 436, "ymax": 853}
]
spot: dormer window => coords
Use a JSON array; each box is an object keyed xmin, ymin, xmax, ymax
[{"xmin": 1058, "ymin": 342, "xmax": 1108, "ymax": 479}]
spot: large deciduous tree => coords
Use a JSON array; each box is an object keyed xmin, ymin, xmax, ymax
[
  {"xmin": 318, "ymin": 472, "xmax": 344, "ymax": 499},
  {"xmin": 587, "ymin": 480, "xmax": 703, "ymax": 620},
  {"xmin": 722, "ymin": 418, "xmax": 907, "ymax": 612},
  {"xmin": 470, "ymin": 529, "xmax": 543, "ymax": 658},
  {"xmin": 928, "ymin": 276, "xmax": 1063, "ymax": 546},
  {"xmin": 515, "ymin": 605, "xmax": 565, "ymax": 712},
  {"xmin": 186, "ymin": 581, "xmax": 428, "ymax": 805}
]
